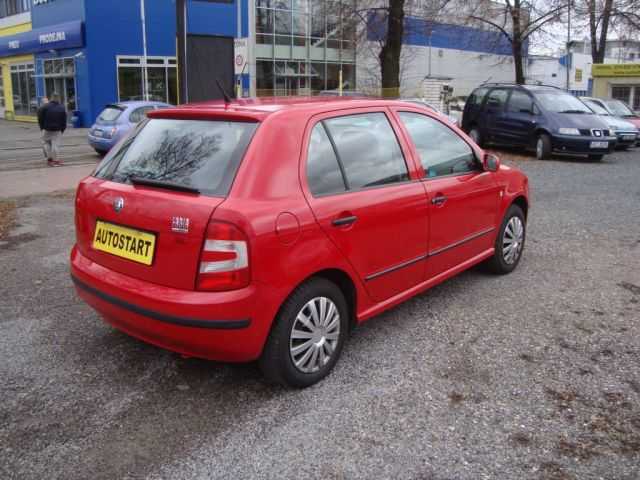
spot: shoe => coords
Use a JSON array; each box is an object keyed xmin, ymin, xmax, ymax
[
  {"xmin": 52, "ymin": 160, "xmax": 64, "ymax": 167},
  {"xmin": 47, "ymin": 159, "xmax": 55, "ymax": 167}
]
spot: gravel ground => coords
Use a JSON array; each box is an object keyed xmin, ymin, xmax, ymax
[{"xmin": 1, "ymin": 150, "xmax": 639, "ymax": 480}]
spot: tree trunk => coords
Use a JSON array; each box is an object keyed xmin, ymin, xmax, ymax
[
  {"xmin": 379, "ymin": 0, "xmax": 405, "ymax": 97},
  {"xmin": 510, "ymin": 1, "xmax": 525, "ymax": 84},
  {"xmin": 513, "ymin": 40, "xmax": 525, "ymax": 84},
  {"xmin": 589, "ymin": 0, "xmax": 613, "ymax": 63}
]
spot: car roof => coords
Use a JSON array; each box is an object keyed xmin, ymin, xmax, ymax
[
  {"xmin": 478, "ymin": 84, "xmax": 561, "ymax": 93},
  {"xmin": 109, "ymin": 101, "xmax": 171, "ymax": 109},
  {"xmin": 149, "ymin": 97, "xmax": 427, "ymax": 122}
]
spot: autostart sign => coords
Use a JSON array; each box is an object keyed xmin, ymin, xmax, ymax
[{"xmin": 234, "ymin": 38, "xmax": 248, "ymax": 75}]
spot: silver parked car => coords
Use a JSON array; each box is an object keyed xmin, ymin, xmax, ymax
[{"xmin": 580, "ymin": 97, "xmax": 639, "ymax": 148}]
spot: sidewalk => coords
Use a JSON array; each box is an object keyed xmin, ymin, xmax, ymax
[
  {"xmin": 0, "ymin": 163, "xmax": 95, "ymax": 199},
  {"xmin": 0, "ymin": 119, "xmax": 97, "ymax": 173}
]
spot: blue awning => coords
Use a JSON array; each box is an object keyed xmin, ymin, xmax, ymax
[{"xmin": 0, "ymin": 20, "xmax": 83, "ymax": 57}]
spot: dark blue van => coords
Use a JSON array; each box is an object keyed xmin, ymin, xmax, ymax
[{"xmin": 462, "ymin": 84, "xmax": 616, "ymax": 160}]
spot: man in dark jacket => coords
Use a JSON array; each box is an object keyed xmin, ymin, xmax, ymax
[{"xmin": 37, "ymin": 93, "xmax": 67, "ymax": 166}]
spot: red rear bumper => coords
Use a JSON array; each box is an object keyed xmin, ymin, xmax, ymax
[{"xmin": 70, "ymin": 245, "xmax": 273, "ymax": 362}]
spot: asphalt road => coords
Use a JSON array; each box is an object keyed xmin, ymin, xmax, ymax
[
  {"xmin": 1, "ymin": 150, "xmax": 639, "ymax": 480},
  {"xmin": 0, "ymin": 120, "xmax": 98, "ymax": 172}
]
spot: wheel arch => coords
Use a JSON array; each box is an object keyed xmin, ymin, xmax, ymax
[
  {"xmin": 511, "ymin": 195, "xmax": 529, "ymax": 220},
  {"xmin": 307, "ymin": 268, "xmax": 358, "ymax": 332}
]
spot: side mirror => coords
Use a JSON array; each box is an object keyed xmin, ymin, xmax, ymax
[{"xmin": 483, "ymin": 152, "xmax": 500, "ymax": 172}]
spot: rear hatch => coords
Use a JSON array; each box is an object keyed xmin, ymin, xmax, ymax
[
  {"xmin": 75, "ymin": 117, "xmax": 258, "ymax": 290},
  {"xmin": 91, "ymin": 104, "xmax": 125, "ymax": 137}
]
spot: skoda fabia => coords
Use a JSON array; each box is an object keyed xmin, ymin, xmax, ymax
[{"xmin": 71, "ymin": 97, "xmax": 530, "ymax": 387}]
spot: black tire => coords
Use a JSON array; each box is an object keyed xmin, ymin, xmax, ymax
[
  {"xmin": 94, "ymin": 148, "xmax": 107, "ymax": 156},
  {"xmin": 535, "ymin": 133, "xmax": 552, "ymax": 160},
  {"xmin": 588, "ymin": 154, "xmax": 604, "ymax": 161},
  {"xmin": 468, "ymin": 126, "xmax": 483, "ymax": 147},
  {"xmin": 484, "ymin": 204, "xmax": 526, "ymax": 275},
  {"xmin": 259, "ymin": 277, "xmax": 349, "ymax": 388}
]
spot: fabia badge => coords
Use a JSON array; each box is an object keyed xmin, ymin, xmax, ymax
[
  {"xmin": 171, "ymin": 216, "xmax": 190, "ymax": 233},
  {"xmin": 113, "ymin": 197, "xmax": 124, "ymax": 213}
]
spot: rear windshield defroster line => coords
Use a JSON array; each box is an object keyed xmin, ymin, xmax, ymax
[{"xmin": 94, "ymin": 118, "xmax": 259, "ymax": 197}]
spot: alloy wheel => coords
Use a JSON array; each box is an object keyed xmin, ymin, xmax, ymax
[
  {"xmin": 536, "ymin": 138, "xmax": 543, "ymax": 159},
  {"xmin": 502, "ymin": 216, "xmax": 524, "ymax": 265},
  {"xmin": 289, "ymin": 297, "xmax": 341, "ymax": 373}
]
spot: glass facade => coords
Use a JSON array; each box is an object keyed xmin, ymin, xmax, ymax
[
  {"xmin": 117, "ymin": 57, "xmax": 178, "ymax": 104},
  {"xmin": 43, "ymin": 58, "xmax": 77, "ymax": 112},
  {"xmin": 0, "ymin": 0, "xmax": 30, "ymax": 19},
  {"xmin": 10, "ymin": 62, "xmax": 36, "ymax": 116},
  {"xmin": 255, "ymin": 0, "xmax": 356, "ymax": 95},
  {"xmin": 0, "ymin": 65, "xmax": 4, "ymax": 108}
]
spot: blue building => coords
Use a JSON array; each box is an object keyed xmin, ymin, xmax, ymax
[
  {"xmin": 0, "ymin": 0, "xmax": 248, "ymax": 126},
  {"xmin": 1, "ymin": 0, "xmax": 362, "ymax": 126}
]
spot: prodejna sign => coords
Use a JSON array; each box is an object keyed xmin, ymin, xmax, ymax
[
  {"xmin": 33, "ymin": 0, "xmax": 55, "ymax": 5},
  {"xmin": 0, "ymin": 21, "xmax": 82, "ymax": 57}
]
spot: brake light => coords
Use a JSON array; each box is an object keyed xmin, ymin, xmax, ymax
[
  {"xmin": 197, "ymin": 221, "xmax": 250, "ymax": 291},
  {"xmin": 104, "ymin": 127, "xmax": 117, "ymax": 139}
]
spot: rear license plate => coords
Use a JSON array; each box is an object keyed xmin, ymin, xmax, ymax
[
  {"xmin": 92, "ymin": 220, "xmax": 156, "ymax": 265},
  {"xmin": 590, "ymin": 141, "xmax": 608, "ymax": 149}
]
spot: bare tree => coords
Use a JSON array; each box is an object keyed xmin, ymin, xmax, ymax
[
  {"xmin": 467, "ymin": 0, "xmax": 566, "ymax": 84},
  {"xmin": 574, "ymin": 0, "xmax": 640, "ymax": 64},
  {"xmin": 346, "ymin": 0, "xmax": 455, "ymax": 95}
]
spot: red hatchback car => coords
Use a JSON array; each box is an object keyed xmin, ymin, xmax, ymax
[{"xmin": 71, "ymin": 97, "xmax": 529, "ymax": 387}]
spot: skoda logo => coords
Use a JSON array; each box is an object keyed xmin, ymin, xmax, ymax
[{"xmin": 113, "ymin": 197, "xmax": 124, "ymax": 213}]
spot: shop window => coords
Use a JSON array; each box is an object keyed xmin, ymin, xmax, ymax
[
  {"xmin": 611, "ymin": 86, "xmax": 632, "ymax": 104},
  {"xmin": 10, "ymin": 63, "xmax": 36, "ymax": 116},
  {"xmin": 43, "ymin": 58, "xmax": 77, "ymax": 112},
  {"xmin": 117, "ymin": 57, "xmax": 177, "ymax": 104},
  {"xmin": 0, "ymin": 0, "xmax": 31, "ymax": 19},
  {"xmin": 0, "ymin": 66, "xmax": 4, "ymax": 108}
]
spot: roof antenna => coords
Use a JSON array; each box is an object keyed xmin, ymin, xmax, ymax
[{"xmin": 215, "ymin": 79, "xmax": 232, "ymax": 107}]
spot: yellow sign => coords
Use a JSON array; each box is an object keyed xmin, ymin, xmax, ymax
[
  {"xmin": 592, "ymin": 63, "xmax": 640, "ymax": 77},
  {"xmin": 93, "ymin": 221, "xmax": 156, "ymax": 266},
  {"xmin": 575, "ymin": 68, "xmax": 583, "ymax": 82}
]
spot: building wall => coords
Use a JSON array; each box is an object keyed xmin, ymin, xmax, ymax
[
  {"xmin": 82, "ymin": 0, "xmax": 176, "ymax": 125},
  {"xmin": 358, "ymin": 15, "xmax": 519, "ymax": 98},
  {"xmin": 0, "ymin": 13, "xmax": 32, "ymax": 121}
]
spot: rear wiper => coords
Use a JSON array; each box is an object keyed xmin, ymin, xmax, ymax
[
  {"xmin": 559, "ymin": 109, "xmax": 589, "ymax": 114},
  {"xmin": 129, "ymin": 176, "xmax": 200, "ymax": 194}
]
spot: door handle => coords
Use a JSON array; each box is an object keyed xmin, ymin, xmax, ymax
[
  {"xmin": 431, "ymin": 195, "xmax": 447, "ymax": 206},
  {"xmin": 332, "ymin": 215, "xmax": 358, "ymax": 227}
]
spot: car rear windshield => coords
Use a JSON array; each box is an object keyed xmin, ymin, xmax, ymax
[
  {"xmin": 97, "ymin": 105, "xmax": 125, "ymax": 122},
  {"xmin": 94, "ymin": 119, "xmax": 258, "ymax": 197},
  {"xmin": 535, "ymin": 92, "xmax": 592, "ymax": 113}
]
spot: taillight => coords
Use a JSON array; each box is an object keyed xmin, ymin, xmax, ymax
[{"xmin": 197, "ymin": 221, "xmax": 250, "ymax": 291}]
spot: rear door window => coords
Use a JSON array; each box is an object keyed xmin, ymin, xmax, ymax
[
  {"xmin": 469, "ymin": 88, "xmax": 488, "ymax": 106},
  {"xmin": 94, "ymin": 119, "xmax": 258, "ymax": 197},
  {"xmin": 323, "ymin": 112, "xmax": 409, "ymax": 189},
  {"xmin": 306, "ymin": 123, "xmax": 347, "ymax": 196}
]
